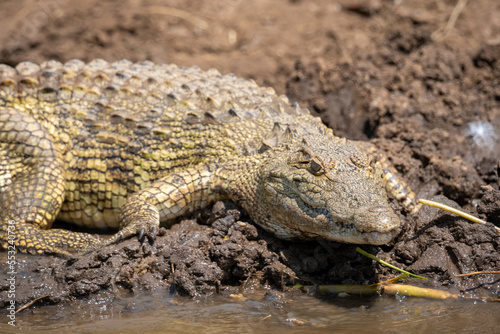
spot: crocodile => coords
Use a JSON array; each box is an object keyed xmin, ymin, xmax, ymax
[{"xmin": 0, "ymin": 59, "xmax": 419, "ymax": 257}]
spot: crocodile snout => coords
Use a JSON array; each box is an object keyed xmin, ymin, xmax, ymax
[{"xmin": 353, "ymin": 205, "xmax": 401, "ymax": 234}]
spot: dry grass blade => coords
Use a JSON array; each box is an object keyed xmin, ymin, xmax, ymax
[
  {"xmin": 382, "ymin": 284, "xmax": 458, "ymax": 299},
  {"xmin": 417, "ymin": 198, "xmax": 500, "ymax": 233},
  {"xmin": 356, "ymin": 247, "xmax": 426, "ymax": 279},
  {"xmin": 431, "ymin": 0, "xmax": 469, "ymax": 41},
  {"xmin": 296, "ymin": 282, "xmax": 457, "ymax": 300},
  {"xmin": 296, "ymin": 282, "xmax": 499, "ymax": 301},
  {"xmin": 146, "ymin": 6, "xmax": 208, "ymax": 29}
]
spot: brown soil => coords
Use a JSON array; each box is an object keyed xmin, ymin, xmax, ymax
[{"xmin": 0, "ymin": 0, "xmax": 499, "ymax": 307}]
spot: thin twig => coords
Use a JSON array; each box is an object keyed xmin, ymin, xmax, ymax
[
  {"xmin": 456, "ymin": 271, "xmax": 500, "ymax": 277},
  {"xmin": 16, "ymin": 295, "xmax": 50, "ymax": 313}
]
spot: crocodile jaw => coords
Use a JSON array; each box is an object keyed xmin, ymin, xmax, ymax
[{"xmin": 262, "ymin": 183, "xmax": 400, "ymax": 244}]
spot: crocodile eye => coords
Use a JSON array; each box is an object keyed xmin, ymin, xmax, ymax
[
  {"xmin": 310, "ymin": 160, "xmax": 323, "ymax": 175},
  {"xmin": 291, "ymin": 147, "xmax": 327, "ymax": 176}
]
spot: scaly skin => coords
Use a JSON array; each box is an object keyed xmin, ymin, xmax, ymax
[{"xmin": 0, "ymin": 59, "xmax": 419, "ymax": 257}]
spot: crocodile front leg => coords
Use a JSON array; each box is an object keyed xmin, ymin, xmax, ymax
[
  {"xmin": 107, "ymin": 165, "xmax": 223, "ymax": 245},
  {"xmin": 0, "ymin": 109, "xmax": 103, "ymax": 257}
]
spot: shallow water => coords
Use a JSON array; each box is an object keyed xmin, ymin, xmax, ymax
[{"xmin": 2, "ymin": 289, "xmax": 499, "ymax": 334}]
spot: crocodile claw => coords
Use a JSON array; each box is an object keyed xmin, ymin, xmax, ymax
[
  {"xmin": 138, "ymin": 227, "xmax": 146, "ymax": 241},
  {"xmin": 137, "ymin": 225, "xmax": 158, "ymax": 243}
]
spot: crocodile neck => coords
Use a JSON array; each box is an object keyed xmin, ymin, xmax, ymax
[{"xmin": 211, "ymin": 152, "xmax": 269, "ymax": 211}]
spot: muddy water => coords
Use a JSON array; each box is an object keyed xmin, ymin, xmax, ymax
[{"xmin": 2, "ymin": 292, "xmax": 498, "ymax": 333}]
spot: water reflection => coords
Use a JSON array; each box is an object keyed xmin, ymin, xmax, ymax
[{"xmin": 2, "ymin": 290, "xmax": 499, "ymax": 333}]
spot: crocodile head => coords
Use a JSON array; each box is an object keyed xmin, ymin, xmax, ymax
[{"xmin": 256, "ymin": 137, "xmax": 401, "ymax": 245}]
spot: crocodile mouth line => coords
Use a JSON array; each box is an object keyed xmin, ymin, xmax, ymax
[
  {"xmin": 294, "ymin": 196, "xmax": 395, "ymax": 244},
  {"xmin": 295, "ymin": 198, "xmax": 354, "ymax": 232}
]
